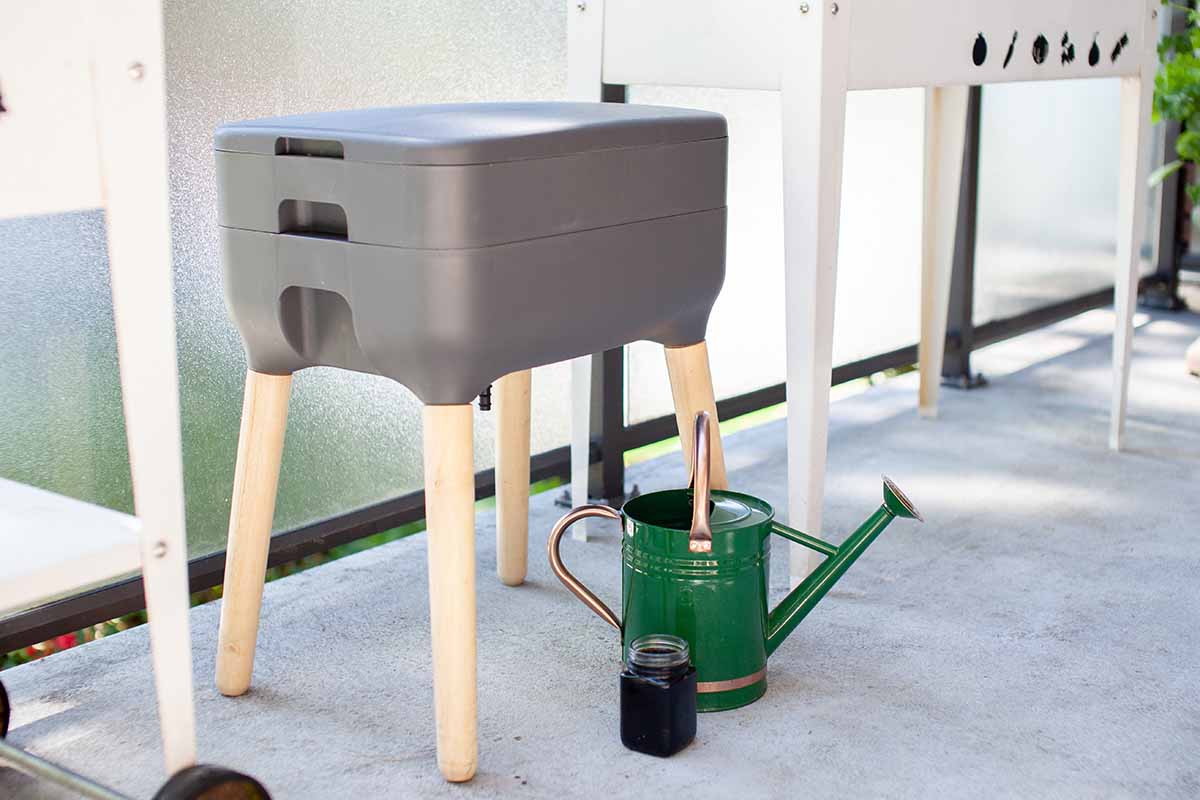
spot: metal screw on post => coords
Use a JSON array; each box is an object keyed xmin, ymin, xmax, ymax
[
  {"xmin": 799, "ymin": 3, "xmax": 810, "ymax": 13},
  {"xmin": 127, "ymin": 62, "xmax": 145, "ymax": 81},
  {"xmin": 152, "ymin": 540, "xmax": 167, "ymax": 559},
  {"xmin": 577, "ymin": 2, "xmax": 587, "ymax": 11},
  {"xmin": 831, "ymin": 3, "xmax": 839, "ymax": 15}
]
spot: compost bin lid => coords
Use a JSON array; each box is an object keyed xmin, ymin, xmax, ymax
[{"xmin": 214, "ymin": 101, "xmax": 727, "ymax": 166}]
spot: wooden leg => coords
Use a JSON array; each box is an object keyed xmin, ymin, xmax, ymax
[
  {"xmin": 1111, "ymin": 70, "xmax": 1153, "ymax": 451},
  {"xmin": 918, "ymin": 86, "xmax": 969, "ymax": 419},
  {"xmin": 423, "ymin": 404, "xmax": 478, "ymax": 782},
  {"xmin": 665, "ymin": 341, "xmax": 728, "ymax": 490},
  {"xmin": 780, "ymin": 3, "xmax": 848, "ymax": 583},
  {"xmin": 568, "ymin": 355, "xmax": 592, "ymax": 540},
  {"xmin": 216, "ymin": 370, "xmax": 292, "ymax": 697},
  {"xmin": 495, "ymin": 370, "xmax": 531, "ymax": 586}
]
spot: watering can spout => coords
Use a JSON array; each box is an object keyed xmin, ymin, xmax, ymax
[
  {"xmin": 765, "ymin": 476, "xmax": 922, "ymax": 656},
  {"xmin": 882, "ymin": 475, "xmax": 923, "ymax": 522}
]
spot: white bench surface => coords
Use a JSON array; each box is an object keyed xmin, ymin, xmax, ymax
[{"xmin": 0, "ymin": 478, "xmax": 142, "ymax": 615}]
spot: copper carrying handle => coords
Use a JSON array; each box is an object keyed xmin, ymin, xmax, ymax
[
  {"xmin": 547, "ymin": 505, "xmax": 622, "ymax": 630},
  {"xmin": 688, "ymin": 410, "xmax": 713, "ymax": 553}
]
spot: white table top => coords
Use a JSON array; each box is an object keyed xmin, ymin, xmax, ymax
[{"xmin": 0, "ymin": 478, "xmax": 142, "ymax": 616}]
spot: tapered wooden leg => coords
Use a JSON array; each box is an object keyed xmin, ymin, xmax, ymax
[
  {"xmin": 216, "ymin": 370, "xmax": 292, "ymax": 697},
  {"xmin": 918, "ymin": 86, "xmax": 969, "ymax": 419},
  {"xmin": 495, "ymin": 370, "xmax": 531, "ymax": 586},
  {"xmin": 423, "ymin": 404, "xmax": 478, "ymax": 782},
  {"xmin": 665, "ymin": 341, "xmax": 728, "ymax": 490}
]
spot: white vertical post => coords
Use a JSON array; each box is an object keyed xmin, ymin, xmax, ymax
[
  {"xmin": 781, "ymin": 0, "xmax": 850, "ymax": 584},
  {"xmin": 89, "ymin": 0, "xmax": 197, "ymax": 775},
  {"xmin": 917, "ymin": 86, "xmax": 970, "ymax": 419},
  {"xmin": 568, "ymin": 357, "xmax": 592, "ymax": 540},
  {"xmin": 566, "ymin": 0, "xmax": 606, "ymax": 537},
  {"xmin": 1110, "ymin": 2, "xmax": 1158, "ymax": 451}
]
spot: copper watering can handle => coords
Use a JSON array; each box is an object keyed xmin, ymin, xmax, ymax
[
  {"xmin": 687, "ymin": 411, "xmax": 714, "ymax": 554},
  {"xmin": 547, "ymin": 505, "xmax": 622, "ymax": 630}
]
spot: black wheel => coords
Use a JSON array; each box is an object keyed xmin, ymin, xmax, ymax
[
  {"xmin": 0, "ymin": 677, "xmax": 9, "ymax": 738},
  {"xmin": 153, "ymin": 765, "xmax": 270, "ymax": 800}
]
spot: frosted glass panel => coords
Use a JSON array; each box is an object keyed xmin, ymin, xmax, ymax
[
  {"xmin": 626, "ymin": 87, "xmax": 924, "ymax": 424},
  {"xmin": 0, "ymin": 0, "xmax": 568, "ymax": 558},
  {"xmin": 0, "ymin": 212, "xmax": 131, "ymax": 513},
  {"xmin": 974, "ymin": 80, "xmax": 1120, "ymax": 325}
]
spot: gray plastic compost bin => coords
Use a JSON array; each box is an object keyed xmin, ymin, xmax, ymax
[{"xmin": 215, "ymin": 102, "xmax": 728, "ymax": 404}]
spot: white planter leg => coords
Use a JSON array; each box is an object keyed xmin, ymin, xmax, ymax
[
  {"xmin": 568, "ymin": 356, "xmax": 592, "ymax": 540},
  {"xmin": 90, "ymin": 0, "xmax": 196, "ymax": 774},
  {"xmin": 781, "ymin": 1, "xmax": 849, "ymax": 584},
  {"xmin": 918, "ymin": 85, "xmax": 970, "ymax": 420},
  {"xmin": 1110, "ymin": 35, "xmax": 1156, "ymax": 451},
  {"xmin": 565, "ymin": 0, "xmax": 605, "ymax": 538}
]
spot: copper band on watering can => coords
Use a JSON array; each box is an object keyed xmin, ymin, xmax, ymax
[{"xmin": 696, "ymin": 667, "xmax": 767, "ymax": 694}]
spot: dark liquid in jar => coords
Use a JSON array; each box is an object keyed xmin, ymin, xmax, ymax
[{"xmin": 620, "ymin": 641, "xmax": 697, "ymax": 757}]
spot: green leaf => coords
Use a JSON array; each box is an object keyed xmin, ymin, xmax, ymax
[{"xmin": 1177, "ymin": 130, "xmax": 1200, "ymax": 162}]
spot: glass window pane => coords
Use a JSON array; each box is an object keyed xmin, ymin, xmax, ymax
[
  {"xmin": 974, "ymin": 80, "xmax": 1121, "ymax": 325},
  {"xmin": 1, "ymin": 0, "xmax": 569, "ymax": 559},
  {"xmin": 626, "ymin": 86, "xmax": 924, "ymax": 424}
]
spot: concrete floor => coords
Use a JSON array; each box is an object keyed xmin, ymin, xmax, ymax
[{"xmin": 3, "ymin": 305, "xmax": 1198, "ymax": 799}]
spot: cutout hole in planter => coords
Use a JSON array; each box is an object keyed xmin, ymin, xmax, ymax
[
  {"xmin": 1032, "ymin": 34, "xmax": 1049, "ymax": 65},
  {"xmin": 973, "ymin": 33, "xmax": 987, "ymax": 66},
  {"xmin": 1003, "ymin": 32, "xmax": 1018, "ymax": 68},
  {"xmin": 1111, "ymin": 33, "xmax": 1129, "ymax": 63}
]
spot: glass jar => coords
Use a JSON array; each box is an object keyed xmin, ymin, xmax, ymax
[{"xmin": 620, "ymin": 634, "xmax": 697, "ymax": 757}]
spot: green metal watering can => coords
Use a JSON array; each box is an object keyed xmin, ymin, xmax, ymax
[{"xmin": 548, "ymin": 411, "xmax": 923, "ymax": 712}]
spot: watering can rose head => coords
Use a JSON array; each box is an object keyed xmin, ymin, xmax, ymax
[{"xmin": 548, "ymin": 411, "xmax": 922, "ymax": 712}]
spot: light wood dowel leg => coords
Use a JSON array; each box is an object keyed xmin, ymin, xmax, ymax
[
  {"xmin": 665, "ymin": 341, "xmax": 728, "ymax": 491},
  {"xmin": 495, "ymin": 370, "xmax": 531, "ymax": 586},
  {"xmin": 216, "ymin": 370, "xmax": 292, "ymax": 697},
  {"xmin": 918, "ymin": 85, "xmax": 969, "ymax": 419},
  {"xmin": 423, "ymin": 404, "xmax": 478, "ymax": 782}
]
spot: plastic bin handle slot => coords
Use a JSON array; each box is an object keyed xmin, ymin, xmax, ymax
[
  {"xmin": 275, "ymin": 136, "xmax": 344, "ymax": 159},
  {"xmin": 278, "ymin": 199, "xmax": 348, "ymax": 240}
]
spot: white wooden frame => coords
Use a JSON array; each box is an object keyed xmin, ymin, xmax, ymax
[
  {"xmin": 568, "ymin": 0, "xmax": 1159, "ymax": 581},
  {"xmin": 1, "ymin": 0, "xmax": 198, "ymax": 776}
]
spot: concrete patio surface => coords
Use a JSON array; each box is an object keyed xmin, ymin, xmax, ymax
[{"xmin": 2, "ymin": 304, "xmax": 1198, "ymax": 799}]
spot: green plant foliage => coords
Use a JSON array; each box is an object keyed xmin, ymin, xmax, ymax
[{"xmin": 1154, "ymin": 2, "xmax": 1200, "ymax": 204}]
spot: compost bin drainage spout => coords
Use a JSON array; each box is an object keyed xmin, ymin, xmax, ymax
[{"xmin": 764, "ymin": 477, "xmax": 923, "ymax": 656}]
